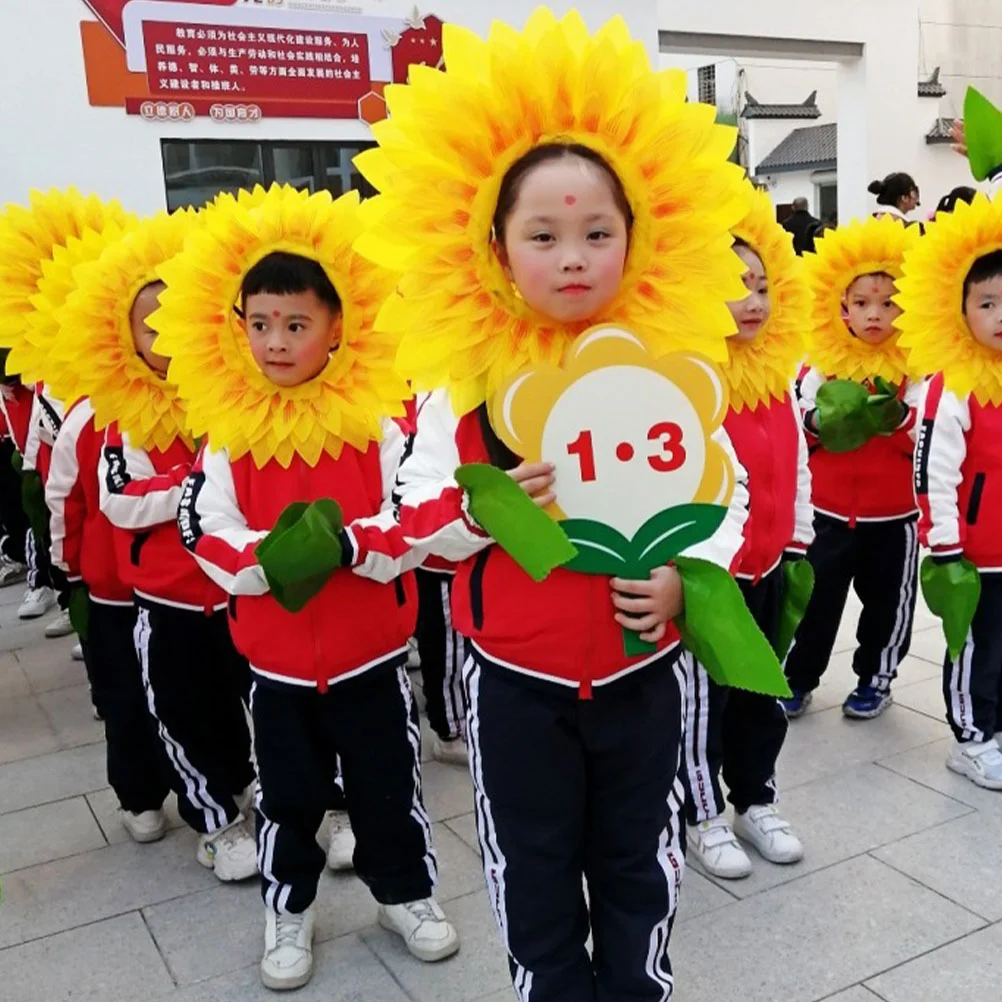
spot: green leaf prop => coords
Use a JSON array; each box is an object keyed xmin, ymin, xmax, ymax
[
  {"xmin": 964, "ymin": 87, "xmax": 1002, "ymax": 183},
  {"xmin": 256, "ymin": 499, "xmax": 345, "ymax": 613},
  {"xmin": 21, "ymin": 469, "xmax": 48, "ymax": 547},
  {"xmin": 775, "ymin": 558, "xmax": 815, "ymax": 661},
  {"xmin": 563, "ymin": 505, "xmax": 728, "ymax": 657},
  {"xmin": 674, "ymin": 556, "xmax": 792, "ymax": 697},
  {"xmin": 454, "ymin": 463, "xmax": 578, "ymax": 583},
  {"xmin": 68, "ymin": 584, "xmax": 90, "ymax": 643},
  {"xmin": 816, "ymin": 379, "xmax": 873, "ymax": 453},
  {"xmin": 920, "ymin": 555, "xmax": 981, "ymax": 662}
]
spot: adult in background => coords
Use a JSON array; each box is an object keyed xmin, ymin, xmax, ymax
[{"xmin": 783, "ymin": 197, "xmax": 820, "ymax": 255}]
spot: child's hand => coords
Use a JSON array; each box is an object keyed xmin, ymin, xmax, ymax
[
  {"xmin": 611, "ymin": 566, "xmax": 685, "ymax": 643},
  {"xmin": 951, "ymin": 119, "xmax": 968, "ymax": 159},
  {"xmin": 508, "ymin": 461, "xmax": 556, "ymax": 508}
]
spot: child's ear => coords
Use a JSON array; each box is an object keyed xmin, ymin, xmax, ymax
[
  {"xmin": 492, "ymin": 237, "xmax": 513, "ymax": 282},
  {"xmin": 327, "ymin": 313, "xmax": 343, "ymax": 351}
]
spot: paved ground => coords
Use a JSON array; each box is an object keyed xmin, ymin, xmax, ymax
[{"xmin": 0, "ymin": 582, "xmax": 998, "ymax": 1002}]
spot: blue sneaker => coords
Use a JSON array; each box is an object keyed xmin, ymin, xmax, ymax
[
  {"xmin": 781, "ymin": 689, "xmax": 812, "ymax": 719},
  {"xmin": 842, "ymin": 685, "xmax": 892, "ymax": 720}
]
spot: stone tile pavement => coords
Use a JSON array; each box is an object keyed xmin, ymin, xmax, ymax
[{"xmin": 0, "ymin": 582, "xmax": 999, "ymax": 1002}]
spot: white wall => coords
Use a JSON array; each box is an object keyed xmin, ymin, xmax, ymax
[
  {"xmin": 0, "ymin": 0, "xmax": 658, "ymax": 215},
  {"xmin": 920, "ymin": 0, "xmax": 1002, "ymax": 111}
]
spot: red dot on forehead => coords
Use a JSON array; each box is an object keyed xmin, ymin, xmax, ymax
[
  {"xmin": 564, "ymin": 194, "xmax": 577, "ymax": 205},
  {"xmin": 272, "ymin": 310, "xmax": 281, "ymax": 318}
]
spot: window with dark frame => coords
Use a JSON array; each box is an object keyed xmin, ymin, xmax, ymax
[
  {"xmin": 160, "ymin": 139, "xmax": 377, "ymax": 212},
  {"xmin": 697, "ymin": 64, "xmax": 717, "ymax": 107}
]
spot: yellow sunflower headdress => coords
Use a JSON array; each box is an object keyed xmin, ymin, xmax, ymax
[
  {"xmin": 354, "ymin": 7, "xmax": 750, "ymax": 416},
  {"xmin": 897, "ymin": 193, "xmax": 1002, "ymax": 405},
  {"xmin": 0, "ymin": 188, "xmax": 135, "ymax": 385},
  {"xmin": 53, "ymin": 209, "xmax": 199, "ymax": 453},
  {"xmin": 726, "ymin": 185, "xmax": 810, "ymax": 411},
  {"xmin": 803, "ymin": 214, "xmax": 920, "ymax": 384},
  {"xmin": 153, "ymin": 184, "xmax": 408, "ymax": 468}
]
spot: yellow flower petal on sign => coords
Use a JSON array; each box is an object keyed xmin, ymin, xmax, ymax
[
  {"xmin": 725, "ymin": 185, "xmax": 811, "ymax": 411},
  {"xmin": 153, "ymin": 184, "xmax": 408, "ymax": 468},
  {"xmin": 354, "ymin": 8, "xmax": 750, "ymax": 415},
  {"xmin": 803, "ymin": 215, "xmax": 920, "ymax": 383},
  {"xmin": 897, "ymin": 193, "xmax": 1002, "ymax": 405}
]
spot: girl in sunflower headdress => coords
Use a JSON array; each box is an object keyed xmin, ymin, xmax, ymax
[
  {"xmin": 378, "ymin": 11, "xmax": 753, "ymax": 999},
  {"xmin": 156, "ymin": 184, "xmax": 459, "ymax": 991},
  {"xmin": 898, "ymin": 193, "xmax": 1002, "ymax": 790},
  {"xmin": 785, "ymin": 216, "xmax": 924, "ymax": 721},
  {"xmin": 70, "ymin": 211, "xmax": 260, "ymax": 880},
  {"xmin": 683, "ymin": 186, "xmax": 813, "ymax": 881}
]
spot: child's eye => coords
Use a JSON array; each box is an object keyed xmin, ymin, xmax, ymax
[
  {"xmin": 288, "ymin": 323, "xmax": 305, "ymax": 334},
  {"xmin": 531, "ymin": 232, "xmax": 554, "ymax": 244},
  {"xmin": 250, "ymin": 321, "xmax": 267, "ymax": 333},
  {"xmin": 588, "ymin": 230, "xmax": 611, "ymax": 241}
]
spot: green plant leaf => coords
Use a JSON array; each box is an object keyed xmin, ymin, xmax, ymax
[
  {"xmin": 560, "ymin": 519, "xmax": 633, "ymax": 576},
  {"xmin": 455, "ymin": 464, "xmax": 578, "ymax": 582},
  {"xmin": 964, "ymin": 86, "xmax": 1002, "ymax": 182},
  {"xmin": 674, "ymin": 556, "xmax": 792, "ymax": 697},
  {"xmin": 631, "ymin": 504, "xmax": 728, "ymax": 571}
]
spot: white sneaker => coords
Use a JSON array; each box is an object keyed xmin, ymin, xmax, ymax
[
  {"xmin": 378, "ymin": 897, "xmax": 460, "ymax": 962},
  {"xmin": 122, "ymin": 808, "xmax": 167, "ymax": 844},
  {"xmin": 18, "ymin": 586, "xmax": 55, "ymax": 620},
  {"xmin": 72, "ymin": 642, "xmax": 84, "ymax": 662},
  {"xmin": 734, "ymin": 805, "xmax": 805, "ymax": 864},
  {"xmin": 235, "ymin": 780, "xmax": 258, "ymax": 819},
  {"xmin": 261, "ymin": 905, "xmax": 314, "ymax": 991},
  {"xmin": 947, "ymin": 738, "xmax": 1002, "ymax": 790},
  {"xmin": 432, "ymin": 734, "xmax": 469, "ymax": 766},
  {"xmin": 197, "ymin": 816, "xmax": 259, "ymax": 881},
  {"xmin": 44, "ymin": 608, "xmax": 74, "ymax": 638},
  {"xmin": 0, "ymin": 559, "xmax": 27, "ymax": 587},
  {"xmin": 406, "ymin": 636, "xmax": 421, "ymax": 669},
  {"xmin": 325, "ymin": 810, "xmax": 356, "ymax": 872},
  {"xmin": 687, "ymin": 816, "xmax": 752, "ymax": 879}
]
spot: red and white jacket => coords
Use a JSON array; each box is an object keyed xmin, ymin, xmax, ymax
[
  {"xmin": 179, "ymin": 419, "xmax": 419, "ymax": 691},
  {"xmin": 99, "ymin": 424, "xmax": 223, "ymax": 612},
  {"xmin": 0, "ymin": 383, "xmax": 32, "ymax": 453},
  {"xmin": 23, "ymin": 385, "xmax": 64, "ymax": 482},
  {"xmin": 395, "ymin": 390, "xmax": 749, "ymax": 697},
  {"xmin": 915, "ymin": 374, "xmax": 1002, "ymax": 572},
  {"xmin": 797, "ymin": 366, "xmax": 922, "ymax": 524},
  {"xmin": 725, "ymin": 390, "xmax": 814, "ymax": 582},
  {"xmin": 45, "ymin": 400, "xmax": 131, "ymax": 606}
]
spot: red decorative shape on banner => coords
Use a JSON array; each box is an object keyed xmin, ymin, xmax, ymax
[
  {"xmin": 390, "ymin": 13, "xmax": 443, "ymax": 84},
  {"xmin": 83, "ymin": 0, "xmax": 234, "ymax": 47},
  {"xmin": 358, "ymin": 89, "xmax": 387, "ymax": 125}
]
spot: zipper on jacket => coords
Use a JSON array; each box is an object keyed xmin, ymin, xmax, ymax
[{"xmin": 469, "ymin": 549, "xmax": 490, "ymax": 631}]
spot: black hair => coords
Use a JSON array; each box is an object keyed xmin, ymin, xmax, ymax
[
  {"xmin": 963, "ymin": 249, "xmax": 1002, "ymax": 307},
  {"xmin": 936, "ymin": 186, "xmax": 977, "ymax": 215},
  {"xmin": 492, "ymin": 143, "xmax": 634, "ymax": 246},
  {"xmin": 868, "ymin": 173, "xmax": 919, "ymax": 207},
  {"xmin": 240, "ymin": 251, "xmax": 341, "ymax": 313}
]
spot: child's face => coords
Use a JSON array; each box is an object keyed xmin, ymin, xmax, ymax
[
  {"xmin": 130, "ymin": 282, "xmax": 170, "ymax": 378},
  {"xmin": 964, "ymin": 274, "xmax": 1002, "ymax": 353},
  {"xmin": 496, "ymin": 159, "xmax": 629, "ymax": 324},
  {"xmin": 844, "ymin": 273, "xmax": 902, "ymax": 345},
  {"xmin": 244, "ymin": 290, "xmax": 339, "ymax": 387},
  {"xmin": 726, "ymin": 246, "xmax": 771, "ymax": 343}
]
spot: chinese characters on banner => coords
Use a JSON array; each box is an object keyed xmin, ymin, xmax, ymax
[
  {"xmin": 79, "ymin": 1, "xmax": 444, "ymax": 124},
  {"xmin": 143, "ymin": 22, "xmax": 372, "ymax": 104}
]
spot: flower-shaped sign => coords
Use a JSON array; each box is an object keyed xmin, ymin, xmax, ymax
[{"xmin": 489, "ymin": 326, "xmax": 734, "ymax": 579}]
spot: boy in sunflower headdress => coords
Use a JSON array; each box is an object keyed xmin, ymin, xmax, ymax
[
  {"xmin": 898, "ymin": 193, "xmax": 1002, "ymax": 790},
  {"xmin": 81, "ymin": 212, "xmax": 259, "ymax": 879},
  {"xmin": 785, "ymin": 216, "xmax": 924, "ymax": 721},
  {"xmin": 157, "ymin": 184, "xmax": 459, "ymax": 991},
  {"xmin": 683, "ymin": 186, "xmax": 813, "ymax": 881}
]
